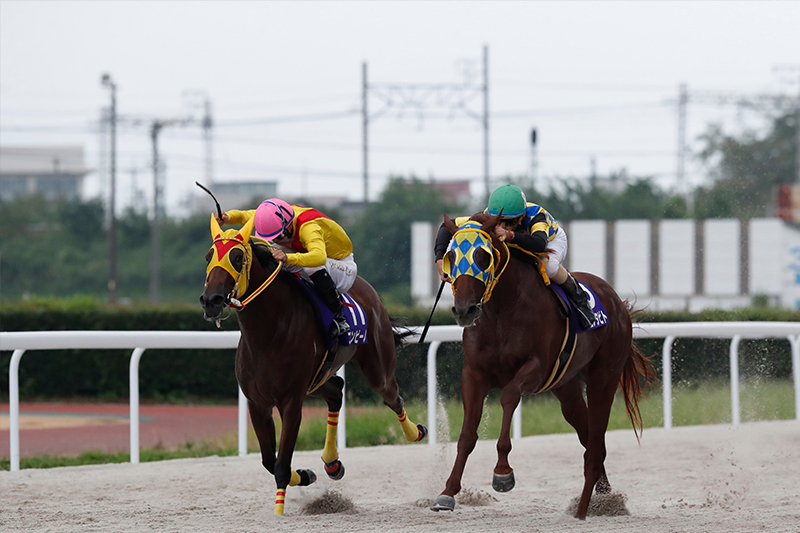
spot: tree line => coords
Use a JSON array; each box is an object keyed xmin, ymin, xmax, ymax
[{"xmin": 1, "ymin": 110, "xmax": 795, "ymax": 304}]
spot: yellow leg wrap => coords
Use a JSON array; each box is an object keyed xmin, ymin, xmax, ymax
[
  {"xmin": 321, "ymin": 411, "xmax": 339, "ymax": 464},
  {"xmin": 397, "ymin": 409, "xmax": 420, "ymax": 442},
  {"xmin": 289, "ymin": 470, "xmax": 301, "ymax": 487},
  {"xmin": 274, "ymin": 489, "xmax": 286, "ymax": 516}
]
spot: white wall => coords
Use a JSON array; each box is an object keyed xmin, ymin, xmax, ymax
[
  {"xmin": 568, "ymin": 220, "xmax": 606, "ymax": 279},
  {"xmin": 659, "ymin": 219, "xmax": 695, "ymax": 297},
  {"xmin": 704, "ymin": 219, "xmax": 739, "ymax": 296},
  {"xmin": 411, "ymin": 222, "xmax": 434, "ymax": 301},
  {"xmin": 749, "ymin": 218, "xmax": 783, "ymax": 296},
  {"xmin": 614, "ymin": 220, "xmax": 650, "ymax": 298}
]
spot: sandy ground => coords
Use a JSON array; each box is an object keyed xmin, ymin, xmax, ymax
[{"xmin": 1, "ymin": 420, "xmax": 799, "ymax": 533}]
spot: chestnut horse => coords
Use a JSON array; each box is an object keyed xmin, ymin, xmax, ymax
[
  {"xmin": 199, "ymin": 215, "xmax": 426, "ymax": 516},
  {"xmin": 430, "ymin": 212, "xmax": 655, "ymax": 519}
]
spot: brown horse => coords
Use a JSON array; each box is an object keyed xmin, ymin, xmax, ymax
[
  {"xmin": 199, "ymin": 215, "xmax": 426, "ymax": 515},
  {"xmin": 430, "ymin": 212, "xmax": 655, "ymax": 519}
]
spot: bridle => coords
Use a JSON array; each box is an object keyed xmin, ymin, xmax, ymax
[
  {"xmin": 445, "ymin": 223, "xmax": 511, "ymax": 307},
  {"xmin": 205, "ymin": 214, "xmax": 282, "ymax": 312}
]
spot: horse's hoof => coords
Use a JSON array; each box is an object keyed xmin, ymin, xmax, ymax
[
  {"xmin": 492, "ymin": 471, "xmax": 515, "ymax": 492},
  {"xmin": 324, "ymin": 460, "xmax": 345, "ymax": 481},
  {"xmin": 415, "ymin": 424, "xmax": 428, "ymax": 442},
  {"xmin": 297, "ymin": 469, "xmax": 317, "ymax": 486},
  {"xmin": 430, "ymin": 494, "xmax": 455, "ymax": 512}
]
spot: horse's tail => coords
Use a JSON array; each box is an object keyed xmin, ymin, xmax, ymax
[
  {"xmin": 620, "ymin": 303, "xmax": 657, "ymax": 441},
  {"xmin": 389, "ymin": 317, "xmax": 416, "ymax": 351}
]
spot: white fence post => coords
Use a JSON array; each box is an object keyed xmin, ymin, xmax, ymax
[
  {"xmin": 9, "ymin": 349, "xmax": 26, "ymax": 472},
  {"xmin": 730, "ymin": 336, "xmax": 741, "ymax": 425},
  {"xmin": 426, "ymin": 341, "xmax": 440, "ymax": 445},
  {"xmin": 129, "ymin": 348, "xmax": 146, "ymax": 464},
  {"xmin": 662, "ymin": 336, "xmax": 675, "ymax": 429},
  {"xmin": 337, "ymin": 366, "xmax": 346, "ymax": 450},
  {"xmin": 238, "ymin": 386, "xmax": 248, "ymax": 456}
]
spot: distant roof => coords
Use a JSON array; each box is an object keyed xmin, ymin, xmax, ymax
[{"xmin": 0, "ymin": 146, "xmax": 90, "ymax": 175}]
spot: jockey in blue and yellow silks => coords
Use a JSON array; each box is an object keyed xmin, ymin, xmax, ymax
[
  {"xmin": 217, "ymin": 199, "xmax": 356, "ymax": 338},
  {"xmin": 434, "ymin": 184, "xmax": 595, "ymax": 329}
]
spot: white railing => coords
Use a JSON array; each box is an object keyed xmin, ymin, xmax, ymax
[{"xmin": 2, "ymin": 322, "xmax": 800, "ymax": 472}]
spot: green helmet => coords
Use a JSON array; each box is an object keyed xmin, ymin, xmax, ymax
[{"xmin": 487, "ymin": 184, "xmax": 527, "ymax": 218}]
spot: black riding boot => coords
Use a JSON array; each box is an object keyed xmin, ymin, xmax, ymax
[
  {"xmin": 310, "ymin": 270, "xmax": 350, "ymax": 338},
  {"xmin": 560, "ymin": 274, "xmax": 595, "ymax": 330}
]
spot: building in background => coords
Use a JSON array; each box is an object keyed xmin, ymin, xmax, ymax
[
  {"xmin": 0, "ymin": 146, "xmax": 90, "ymax": 201},
  {"xmin": 775, "ymin": 184, "xmax": 800, "ymax": 224},
  {"xmin": 430, "ymin": 179, "xmax": 473, "ymax": 207}
]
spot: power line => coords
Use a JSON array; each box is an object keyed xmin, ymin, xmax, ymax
[{"xmin": 216, "ymin": 110, "xmax": 358, "ymax": 127}]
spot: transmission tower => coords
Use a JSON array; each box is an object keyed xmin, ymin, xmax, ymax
[{"xmin": 362, "ymin": 45, "xmax": 490, "ymax": 203}]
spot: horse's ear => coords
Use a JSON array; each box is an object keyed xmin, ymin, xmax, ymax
[
  {"xmin": 480, "ymin": 211, "xmax": 503, "ymax": 234},
  {"xmin": 210, "ymin": 214, "xmax": 222, "ymax": 239},
  {"xmin": 443, "ymin": 214, "xmax": 458, "ymax": 233},
  {"xmin": 238, "ymin": 216, "xmax": 255, "ymax": 245}
]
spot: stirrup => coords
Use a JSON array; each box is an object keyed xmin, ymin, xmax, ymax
[
  {"xmin": 330, "ymin": 318, "xmax": 350, "ymax": 337},
  {"xmin": 576, "ymin": 306, "xmax": 594, "ymax": 329},
  {"xmin": 333, "ymin": 319, "xmax": 350, "ymax": 337}
]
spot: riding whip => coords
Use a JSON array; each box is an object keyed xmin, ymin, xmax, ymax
[
  {"xmin": 195, "ymin": 181, "xmax": 223, "ymax": 221},
  {"xmin": 418, "ymin": 279, "xmax": 446, "ymax": 344}
]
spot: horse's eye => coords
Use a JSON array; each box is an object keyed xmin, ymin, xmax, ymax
[
  {"xmin": 473, "ymin": 248, "xmax": 492, "ymax": 271},
  {"xmin": 231, "ymin": 250, "xmax": 244, "ymax": 270},
  {"xmin": 205, "ymin": 249, "xmax": 213, "ymax": 264}
]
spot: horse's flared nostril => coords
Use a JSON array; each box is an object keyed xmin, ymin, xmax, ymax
[
  {"xmin": 200, "ymin": 293, "xmax": 225, "ymax": 311},
  {"xmin": 451, "ymin": 303, "xmax": 481, "ymax": 327}
]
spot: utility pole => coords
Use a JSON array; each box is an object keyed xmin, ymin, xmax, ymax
[
  {"xmin": 148, "ymin": 117, "xmax": 193, "ymax": 303},
  {"xmin": 676, "ymin": 83, "xmax": 689, "ymax": 214},
  {"xmin": 482, "ymin": 44, "xmax": 490, "ymax": 203},
  {"xmin": 101, "ymin": 73, "xmax": 118, "ymax": 304},
  {"xmin": 362, "ymin": 62, "xmax": 369, "ymax": 204},
  {"xmin": 150, "ymin": 121, "xmax": 163, "ymax": 304},
  {"xmin": 203, "ymin": 98, "xmax": 214, "ymax": 187},
  {"xmin": 529, "ymin": 128, "xmax": 538, "ymax": 192}
]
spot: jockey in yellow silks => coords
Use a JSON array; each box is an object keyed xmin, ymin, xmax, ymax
[
  {"xmin": 434, "ymin": 184, "xmax": 595, "ymax": 329},
  {"xmin": 217, "ymin": 199, "xmax": 356, "ymax": 337}
]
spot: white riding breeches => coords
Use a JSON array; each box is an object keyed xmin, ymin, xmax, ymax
[
  {"xmin": 543, "ymin": 227, "xmax": 568, "ymax": 279},
  {"xmin": 276, "ymin": 246, "xmax": 358, "ymax": 293}
]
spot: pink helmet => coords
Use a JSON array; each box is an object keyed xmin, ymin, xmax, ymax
[{"xmin": 254, "ymin": 198, "xmax": 295, "ymax": 240}]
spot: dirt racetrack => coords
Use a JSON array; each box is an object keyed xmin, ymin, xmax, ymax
[{"xmin": 2, "ymin": 420, "xmax": 799, "ymax": 532}]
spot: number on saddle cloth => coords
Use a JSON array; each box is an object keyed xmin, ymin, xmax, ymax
[{"xmin": 290, "ymin": 275, "xmax": 369, "ymax": 346}]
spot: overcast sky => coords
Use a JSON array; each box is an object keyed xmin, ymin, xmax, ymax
[{"xmin": 1, "ymin": 1, "xmax": 798, "ymax": 216}]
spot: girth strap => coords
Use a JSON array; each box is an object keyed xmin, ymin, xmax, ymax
[{"xmin": 536, "ymin": 314, "xmax": 577, "ymax": 393}]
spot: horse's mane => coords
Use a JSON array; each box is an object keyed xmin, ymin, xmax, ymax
[{"xmin": 251, "ymin": 241, "xmax": 296, "ymax": 283}]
